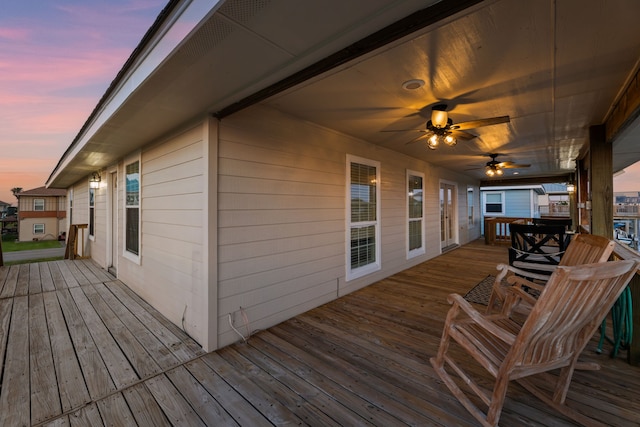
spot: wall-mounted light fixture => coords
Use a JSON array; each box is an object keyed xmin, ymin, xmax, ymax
[
  {"xmin": 89, "ymin": 171, "xmax": 101, "ymax": 189},
  {"xmin": 566, "ymin": 183, "xmax": 576, "ymax": 193}
]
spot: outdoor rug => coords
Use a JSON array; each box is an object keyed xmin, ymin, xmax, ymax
[{"xmin": 463, "ymin": 275, "xmax": 495, "ymax": 305}]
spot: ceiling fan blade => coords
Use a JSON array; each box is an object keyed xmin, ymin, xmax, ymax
[
  {"xmin": 381, "ymin": 128, "xmax": 426, "ymax": 133},
  {"xmin": 464, "ymin": 167, "xmax": 483, "ymax": 171},
  {"xmin": 499, "ymin": 162, "xmax": 531, "ymax": 168},
  {"xmin": 451, "ymin": 116, "xmax": 510, "ymax": 130},
  {"xmin": 405, "ymin": 133, "xmax": 431, "ymax": 145},
  {"xmin": 450, "ymin": 129, "xmax": 476, "ymax": 140}
]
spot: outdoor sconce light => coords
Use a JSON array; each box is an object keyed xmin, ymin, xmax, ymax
[
  {"xmin": 89, "ymin": 171, "xmax": 101, "ymax": 189},
  {"xmin": 567, "ymin": 183, "xmax": 576, "ymax": 193}
]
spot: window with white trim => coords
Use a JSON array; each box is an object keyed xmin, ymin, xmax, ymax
[
  {"xmin": 407, "ymin": 171, "xmax": 425, "ymax": 258},
  {"xmin": 125, "ymin": 158, "xmax": 140, "ymax": 259},
  {"xmin": 34, "ymin": 198, "xmax": 45, "ymax": 211},
  {"xmin": 34, "ymin": 223, "xmax": 45, "ymax": 234},
  {"xmin": 483, "ymin": 191, "xmax": 505, "ymax": 215},
  {"xmin": 89, "ymin": 187, "xmax": 95, "ymax": 237},
  {"xmin": 347, "ymin": 155, "xmax": 381, "ymax": 280}
]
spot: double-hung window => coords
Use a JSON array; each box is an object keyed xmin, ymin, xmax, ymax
[
  {"xmin": 467, "ymin": 186, "xmax": 475, "ymax": 227},
  {"xmin": 34, "ymin": 198, "xmax": 45, "ymax": 211},
  {"xmin": 407, "ymin": 171, "xmax": 425, "ymax": 258},
  {"xmin": 125, "ymin": 157, "xmax": 140, "ymax": 260},
  {"xmin": 346, "ymin": 155, "xmax": 381, "ymax": 280},
  {"xmin": 483, "ymin": 191, "xmax": 505, "ymax": 215},
  {"xmin": 34, "ymin": 224, "xmax": 45, "ymax": 234}
]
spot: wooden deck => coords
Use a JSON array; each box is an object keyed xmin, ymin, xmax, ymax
[{"xmin": 1, "ymin": 241, "xmax": 639, "ymax": 426}]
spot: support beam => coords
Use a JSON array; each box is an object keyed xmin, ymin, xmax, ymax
[{"xmin": 589, "ymin": 125, "xmax": 613, "ymax": 239}]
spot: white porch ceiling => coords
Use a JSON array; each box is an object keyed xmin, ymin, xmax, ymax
[{"xmin": 48, "ymin": 0, "xmax": 640, "ymax": 188}]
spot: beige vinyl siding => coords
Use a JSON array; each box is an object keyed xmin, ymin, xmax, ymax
[
  {"xmin": 90, "ymin": 171, "xmax": 108, "ymax": 265},
  {"xmin": 116, "ymin": 124, "xmax": 207, "ymax": 345},
  {"xmin": 19, "ymin": 217, "xmax": 60, "ymax": 241},
  {"xmin": 216, "ymin": 105, "xmax": 480, "ymax": 347}
]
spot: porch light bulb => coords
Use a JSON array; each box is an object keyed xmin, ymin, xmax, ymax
[
  {"xmin": 495, "ymin": 168, "xmax": 503, "ymax": 176},
  {"xmin": 485, "ymin": 167, "xmax": 495, "ymax": 177},
  {"xmin": 427, "ymin": 134, "xmax": 439, "ymax": 149},
  {"xmin": 444, "ymin": 134, "xmax": 457, "ymax": 146},
  {"xmin": 567, "ymin": 183, "xmax": 576, "ymax": 193}
]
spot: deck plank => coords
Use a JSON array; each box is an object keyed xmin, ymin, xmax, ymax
[
  {"xmin": 0, "ymin": 266, "xmax": 9, "ymax": 296},
  {"xmin": 105, "ymin": 280, "xmax": 203, "ymax": 363},
  {"xmin": 95, "ymin": 392, "xmax": 136, "ymax": 426},
  {"xmin": 79, "ymin": 259, "xmax": 114, "ymax": 283},
  {"xmin": 184, "ymin": 357, "xmax": 273, "ymax": 427},
  {"xmin": 165, "ymin": 365, "xmax": 240, "ymax": 426},
  {"xmin": 143, "ymin": 374, "xmax": 207, "ymax": 427},
  {"xmin": 82, "ymin": 284, "xmax": 162, "ymax": 379},
  {"xmin": 62, "ymin": 260, "xmax": 91, "ymax": 286},
  {"xmin": 48, "ymin": 261, "xmax": 67, "ymax": 290},
  {"xmin": 0, "ymin": 264, "xmax": 18, "ymax": 298},
  {"xmin": 29, "ymin": 263, "xmax": 42, "ymax": 295},
  {"xmin": 54, "ymin": 260, "xmax": 79, "ymax": 288},
  {"xmin": 122, "ymin": 383, "xmax": 172, "ymax": 427},
  {"xmin": 0, "ymin": 299, "xmax": 13, "ymax": 385},
  {"xmin": 69, "ymin": 402, "xmax": 103, "ymax": 427},
  {"xmin": 42, "ymin": 292, "xmax": 91, "ymax": 413},
  {"xmin": 41, "ymin": 416, "xmax": 70, "ymax": 427},
  {"xmin": 29, "ymin": 293, "xmax": 62, "ymax": 424},
  {"xmin": 0, "ymin": 296, "xmax": 31, "ymax": 427},
  {"xmin": 56, "ymin": 289, "xmax": 116, "ymax": 399},
  {"xmin": 93, "ymin": 282, "xmax": 179, "ymax": 370},
  {"xmin": 15, "ymin": 264, "xmax": 30, "ymax": 296},
  {"xmin": 71, "ymin": 260, "xmax": 100, "ymax": 285},
  {"xmin": 39, "ymin": 262, "xmax": 55, "ymax": 292},
  {"xmin": 68, "ymin": 286, "xmax": 139, "ymax": 389}
]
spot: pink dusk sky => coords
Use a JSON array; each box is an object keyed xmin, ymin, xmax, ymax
[
  {"xmin": 0, "ymin": 0, "xmax": 166, "ymax": 204},
  {"xmin": 0, "ymin": 1, "xmax": 638, "ymax": 205}
]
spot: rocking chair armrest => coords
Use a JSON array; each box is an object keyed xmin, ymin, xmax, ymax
[
  {"xmin": 506, "ymin": 275, "xmax": 545, "ymax": 293},
  {"xmin": 447, "ymin": 294, "xmax": 517, "ymax": 345},
  {"xmin": 496, "ymin": 263, "xmax": 553, "ymax": 282},
  {"xmin": 502, "ymin": 284, "xmax": 539, "ymax": 311}
]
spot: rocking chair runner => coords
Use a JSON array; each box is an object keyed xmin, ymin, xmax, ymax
[
  {"xmin": 486, "ymin": 233, "xmax": 615, "ymax": 314},
  {"xmin": 431, "ymin": 260, "xmax": 639, "ymax": 427}
]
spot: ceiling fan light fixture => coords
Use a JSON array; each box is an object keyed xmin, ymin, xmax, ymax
[
  {"xmin": 444, "ymin": 133, "xmax": 457, "ymax": 146},
  {"xmin": 427, "ymin": 134, "xmax": 440, "ymax": 149},
  {"xmin": 495, "ymin": 167, "xmax": 503, "ymax": 176},
  {"xmin": 431, "ymin": 109, "xmax": 448, "ymax": 128}
]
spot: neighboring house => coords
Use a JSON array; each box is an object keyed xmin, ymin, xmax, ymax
[
  {"xmin": 480, "ymin": 185, "xmax": 545, "ymax": 231},
  {"xmin": 539, "ymin": 184, "xmax": 570, "ymax": 217},
  {"xmin": 16, "ymin": 187, "xmax": 66, "ymax": 242},
  {"xmin": 0, "ymin": 200, "xmax": 10, "ymax": 217}
]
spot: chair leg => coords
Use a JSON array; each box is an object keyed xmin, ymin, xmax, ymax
[{"xmin": 487, "ymin": 375, "xmax": 510, "ymax": 427}]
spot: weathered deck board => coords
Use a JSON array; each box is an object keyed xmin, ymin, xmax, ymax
[{"xmin": 0, "ymin": 244, "xmax": 639, "ymax": 426}]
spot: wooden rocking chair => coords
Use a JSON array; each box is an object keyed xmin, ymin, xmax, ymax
[
  {"xmin": 487, "ymin": 233, "xmax": 615, "ymax": 314},
  {"xmin": 431, "ymin": 260, "xmax": 638, "ymax": 427}
]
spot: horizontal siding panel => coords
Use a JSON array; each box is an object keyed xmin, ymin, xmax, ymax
[
  {"xmin": 144, "ymin": 221, "xmax": 203, "ymax": 245},
  {"xmin": 143, "ymin": 158, "xmax": 204, "ymax": 186},
  {"xmin": 220, "ymin": 139, "xmax": 344, "ymax": 173},
  {"xmin": 218, "ymin": 219, "xmax": 343, "ymax": 245},
  {"xmin": 142, "ymin": 209, "xmax": 203, "ymax": 227},
  {"xmin": 143, "ymin": 126, "xmax": 202, "ymax": 162},
  {"xmin": 143, "ymin": 176, "xmax": 203, "ymax": 198},
  {"xmin": 219, "ymin": 254, "xmax": 343, "ymax": 299},
  {"xmin": 219, "ymin": 158, "xmax": 342, "ymax": 185},
  {"xmin": 219, "ymin": 242, "xmax": 343, "ymax": 281},
  {"xmin": 218, "ymin": 208, "xmax": 344, "ymax": 227},
  {"xmin": 219, "ymin": 175, "xmax": 340, "ymax": 196},
  {"xmin": 142, "ymin": 193, "xmax": 203, "ymax": 211},
  {"xmin": 143, "ymin": 140, "xmax": 203, "ymax": 173},
  {"xmin": 219, "ymin": 231, "xmax": 342, "ymax": 263},
  {"xmin": 144, "ymin": 233, "xmax": 204, "ymax": 263},
  {"xmin": 143, "ymin": 245, "xmax": 204, "ymax": 280},
  {"xmin": 218, "ymin": 193, "xmax": 342, "ymax": 210}
]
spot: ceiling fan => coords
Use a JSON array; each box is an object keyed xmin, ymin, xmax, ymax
[
  {"xmin": 386, "ymin": 104, "xmax": 510, "ymax": 149},
  {"xmin": 468, "ymin": 153, "xmax": 531, "ymax": 176}
]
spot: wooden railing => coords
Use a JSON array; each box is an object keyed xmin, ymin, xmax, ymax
[
  {"xmin": 484, "ymin": 217, "xmax": 531, "ymax": 245},
  {"xmin": 64, "ymin": 224, "xmax": 89, "ymax": 260}
]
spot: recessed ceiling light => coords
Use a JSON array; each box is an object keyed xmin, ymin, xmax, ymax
[
  {"xmin": 402, "ymin": 79, "xmax": 425, "ymax": 90},
  {"xmin": 513, "ymin": 171, "xmax": 520, "ymax": 175}
]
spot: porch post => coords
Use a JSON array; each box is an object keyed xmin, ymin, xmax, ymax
[{"xmin": 589, "ymin": 125, "xmax": 613, "ymax": 239}]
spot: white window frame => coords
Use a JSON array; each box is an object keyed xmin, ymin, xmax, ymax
[
  {"xmin": 346, "ymin": 155, "xmax": 381, "ymax": 281},
  {"xmin": 33, "ymin": 223, "xmax": 45, "ymax": 234},
  {"xmin": 483, "ymin": 191, "xmax": 506, "ymax": 216},
  {"xmin": 88, "ymin": 186, "xmax": 95, "ymax": 240},
  {"xmin": 123, "ymin": 154, "xmax": 141, "ymax": 264},
  {"xmin": 467, "ymin": 186, "xmax": 476, "ymax": 228},
  {"xmin": 34, "ymin": 198, "xmax": 45, "ymax": 211},
  {"xmin": 407, "ymin": 170, "xmax": 425, "ymax": 259}
]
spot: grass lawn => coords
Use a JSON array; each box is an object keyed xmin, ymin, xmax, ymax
[{"xmin": 1, "ymin": 239, "xmax": 64, "ymax": 252}]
